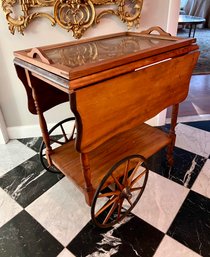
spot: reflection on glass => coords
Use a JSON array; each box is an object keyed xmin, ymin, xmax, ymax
[{"xmin": 45, "ymin": 35, "xmax": 173, "ymax": 68}]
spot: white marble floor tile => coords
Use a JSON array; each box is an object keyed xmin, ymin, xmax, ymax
[
  {"xmin": 0, "ymin": 140, "xmax": 36, "ymax": 176},
  {"xmin": 153, "ymin": 235, "xmax": 201, "ymax": 257},
  {"xmin": 57, "ymin": 248, "xmax": 75, "ymax": 257},
  {"xmin": 192, "ymin": 159, "xmax": 210, "ymax": 198},
  {"xmin": 175, "ymin": 123, "xmax": 210, "ymax": 158},
  {"xmin": 132, "ymin": 171, "xmax": 189, "ymax": 233},
  {"xmin": 26, "ymin": 177, "xmax": 90, "ymax": 246},
  {"xmin": 0, "ymin": 188, "xmax": 23, "ymax": 228}
]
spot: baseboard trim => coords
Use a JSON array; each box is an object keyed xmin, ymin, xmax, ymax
[
  {"xmin": 7, "ymin": 123, "xmax": 56, "ymax": 139},
  {"xmin": 7, "ymin": 119, "xmax": 76, "ymax": 139},
  {"xmin": 8, "ymin": 114, "xmax": 166, "ymax": 140},
  {"xmin": 8, "ymin": 114, "xmax": 209, "ymax": 139},
  {"xmin": 192, "ymin": 71, "xmax": 210, "ymax": 75},
  {"xmin": 166, "ymin": 114, "xmax": 210, "ymax": 124}
]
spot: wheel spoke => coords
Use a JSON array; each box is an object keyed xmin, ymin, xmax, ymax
[
  {"xmin": 69, "ymin": 124, "xmax": 76, "ymax": 141},
  {"xmin": 130, "ymin": 169, "xmax": 147, "ymax": 187},
  {"xmin": 117, "ymin": 199, "xmax": 124, "ymax": 221},
  {"xmin": 95, "ymin": 196, "xmax": 118, "ymax": 218},
  {"xmin": 111, "ymin": 174, "xmax": 123, "ymax": 190},
  {"xmin": 122, "ymin": 160, "xmax": 130, "ymax": 186},
  {"xmin": 126, "ymin": 197, "xmax": 133, "ymax": 206},
  {"xmin": 98, "ymin": 190, "xmax": 120, "ymax": 198},
  {"xmin": 127, "ymin": 161, "xmax": 143, "ymax": 186},
  {"xmin": 39, "ymin": 118, "xmax": 75, "ymax": 174},
  {"xmin": 60, "ymin": 124, "xmax": 69, "ymax": 142},
  {"xmin": 130, "ymin": 186, "xmax": 143, "ymax": 192},
  {"xmin": 103, "ymin": 199, "xmax": 119, "ymax": 225}
]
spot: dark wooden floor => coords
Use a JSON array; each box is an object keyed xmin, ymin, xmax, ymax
[{"xmin": 167, "ymin": 74, "xmax": 210, "ymax": 118}]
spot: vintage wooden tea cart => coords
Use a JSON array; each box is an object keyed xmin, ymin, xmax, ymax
[{"xmin": 14, "ymin": 27, "xmax": 199, "ymax": 228}]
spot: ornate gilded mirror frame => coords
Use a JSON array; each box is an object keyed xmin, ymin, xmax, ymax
[{"xmin": 1, "ymin": 0, "xmax": 144, "ymax": 39}]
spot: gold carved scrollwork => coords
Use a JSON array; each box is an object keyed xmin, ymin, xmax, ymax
[
  {"xmin": 95, "ymin": 0, "xmax": 143, "ymax": 29},
  {"xmin": 1, "ymin": 0, "xmax": 144, "ymax": 38},
  {"xmin": 1, "ymin": 0, "xmax": 56, "ymax": 34},
  {"xmin": 54, "ymin": 0, "xmax": 95, "ymax": 39}
]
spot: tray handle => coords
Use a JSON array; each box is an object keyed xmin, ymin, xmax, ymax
[
  {"xmin": 27, "ymin": 47, "xmax": 53, "ymax": 64},
  {"xmin": 140, "ymin": 26, "xmax": 172, "ymax": 37}
]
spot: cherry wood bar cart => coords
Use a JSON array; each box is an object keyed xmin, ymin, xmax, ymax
[{"xmin": 14, "ymin": 27, "xmax": 199, "ymax": 228}]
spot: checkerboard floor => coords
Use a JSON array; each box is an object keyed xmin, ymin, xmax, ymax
[{"xmin": 0, "ymin": 121, "xmax": 210, "ymax": 257}]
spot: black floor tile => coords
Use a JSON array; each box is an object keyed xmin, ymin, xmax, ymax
[
  {"xmin": 0, "ymin": 210, "xmax": 63, "ymax": 257},
  {"xmin": 18, "ymin": 135, "xmax": 62, "ymax": 153},
  {"xmin": 18, "ymin": 137, "xmax": 43, "ymax": 152},
  {"xmin": 67, "ymin": 214, "xmax": 164, "ymax": 257},
  {"xmin": 183, "ymin": 121, "xmax": 210, "ymax": 132},
  {"xmin": 0, "ymin": 154, "xmax": 64, "ymax": 208},
  {"xmin": 147, "ymin": 146, "xmax": 206, "ymax": 188},
  {"xmin": 167, "ymin": 190, "xmax": 210, "ymax": 257}
]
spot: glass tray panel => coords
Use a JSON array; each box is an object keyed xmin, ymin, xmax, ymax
[{"xmin": 44, "ymin": 35, "xmax": 174, "ymax": 68}]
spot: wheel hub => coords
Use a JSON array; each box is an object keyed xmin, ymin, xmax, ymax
[{"xmin": 120, "ymin": 186, "xmax": 132, "ymax": 200}]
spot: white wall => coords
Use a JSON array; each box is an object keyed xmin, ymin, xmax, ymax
[
  {"xmin": 0, "ymin": 107, "xmax": 9, "ymax": 143},
  {"xmin": 167, "ymin": 0, "xmax": 181, "ymax": 35},
  {"xmin": 0, "ymin": 0, "xmax": 180, "ymax": 139}
]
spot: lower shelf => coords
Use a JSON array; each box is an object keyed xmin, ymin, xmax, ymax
[{"xmin": 50, "ymin": 123, "xmax": 171, "ymax": 193}]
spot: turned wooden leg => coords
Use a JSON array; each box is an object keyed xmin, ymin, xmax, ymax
[
  {"xmin": 25, "ymin": 69, "xmax": 53, "ymax": 166},
  {"xmin": 80, "ymin": 153, "xmax": 95, "ymax": 206},
  {"xmin": 167, "ymin": 104, "xmax": 179, "ymax": 167}
]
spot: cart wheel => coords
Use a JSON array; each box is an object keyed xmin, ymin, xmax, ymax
[
  {"xmin": 39, "ymin": 117, "xmax": 76, "ymax": 174},
  {"xmin": 91, "ymin": 155, "xmax": 149, "ymax": 228}
]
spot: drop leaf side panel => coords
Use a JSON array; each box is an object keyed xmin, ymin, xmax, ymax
[
  {"xmin": 71, "ymin": 51, "xmax": 199, "ymax": 153},
  {"xmin": 15, "ymin": 65, "xmax": 69, "ymax": 114}
]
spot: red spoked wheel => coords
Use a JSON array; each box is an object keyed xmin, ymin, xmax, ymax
[
  {"xmin": 39, "ymin": 117, "xmax": 76, "ymax": 174},
  {"xmin": 91, "ymin": 155, "xmax": 149, "ymax": 228}
]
